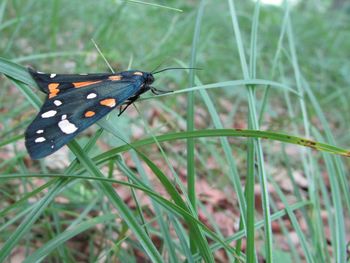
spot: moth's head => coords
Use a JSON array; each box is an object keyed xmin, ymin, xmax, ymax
[
  {"xmin": 122, "ymin": 70, "xmax": 154, "ymax": 85},
  {"xmin": 144, "ymin": 72, "xmax": 155, "ymax": 85}
]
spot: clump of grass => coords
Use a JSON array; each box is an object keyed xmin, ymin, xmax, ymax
[{"xmin": 0, "ymin": 0, "xmax": 349, "ymax": 262}]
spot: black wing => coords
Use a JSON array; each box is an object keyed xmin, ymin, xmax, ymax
[{"xmin": 25, "ymin": 69, "xmax": 143, "ymax": 159}]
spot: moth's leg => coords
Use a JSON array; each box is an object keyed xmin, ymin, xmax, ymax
[
  {"xmin": 118, "ymin": 95, "xmax": 140, "ymax": 116},
  {"xmin": 150, "ymin": 87, "xmax": 173, "ymax": 95}
]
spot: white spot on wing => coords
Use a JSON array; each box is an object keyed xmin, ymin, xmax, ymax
[
  {"xmin": 58, "ymin": 115, "xmax": 78, "ymax": 134},
  {"xmin": 36, "ymin": 129, "xmax": 44, "ymax": 134},
  {"xmin": 50, "ymin": 73, "xmax": 56, "ymax": 78},
  {"xmin": 87, "ymin": 93, "xmax": 97, "ymax": 99},
  {"xmin": 51, "ymin": 145, "xmax": 54, "ymax": 149},
  {"xmin": 37, "ymin": 71, "xmax": 45, "ymax": 74},
  {"xmin": 54, "ymin": 100, "xmax": 62, "ymax": 106},
  {"xmin": 41, "ymin": 110, "xmax": 57, "ymax": 118},
  {"xmin": 35, "ymin": 137, "xmax": 46, "ymax": 143}
]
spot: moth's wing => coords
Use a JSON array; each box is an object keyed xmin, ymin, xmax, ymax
[
  {"xmin": 28, "ymin": 68, "xmax": 116, "ymax": 94},
  {"xmin": 25, "ymin": 77, "xmax": 143, "ymax": 159}
]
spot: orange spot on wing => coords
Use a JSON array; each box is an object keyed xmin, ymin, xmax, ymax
[
  {"xmin": 109, "ymin": 75, "xmax": 122, "ymax": 81},
  {"xmin": 48, "ymin": 83, "xmax": 60, "ymax": 98},
  {"xmin": 73, "ymin": 80, "xmax": 102, "ymax": 88},
  {"xmin": 100, "ymin": 98, "xmax": 116, "ymax": 108},
  {"xmin": 85, "ymin": 111, "xmax": 95, "ymax": 117}
]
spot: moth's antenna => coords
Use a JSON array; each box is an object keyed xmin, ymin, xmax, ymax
[
  {"xmin": 150, "ymin": 63, "xmax": 163, "ymax": 73},
  {"xmin": 150, "ymin": 59, "xmax": 167, "ymax": 73},
  {"xmin": 152, "ymin": 67, "xmax": 202, "ymax": 74},
  {"xmin": 91, "ymin": 38, "xmax": 115, "ymax": 73}
]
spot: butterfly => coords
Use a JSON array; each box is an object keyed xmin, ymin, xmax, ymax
[{"xmin": 25, "ymin": 67, "xmax": 173, "ymax": 159}]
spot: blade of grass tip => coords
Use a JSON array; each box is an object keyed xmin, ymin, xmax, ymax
[
  {"xmin": 228, "ymin": 0, "xmax": 272, "ymax": 262},
  {"xmin": 125, "ymin": 0, "xmax": 183, "ymax": 12},
  {"xmin": 187, "ymin": 0, "xmax": 206, "ymax": 255},
  {"xmin": 68, "ymin": 140, "xmax": 163, "ymax": 263},
  {"xmin": 0, "ymin": 56, "xmax": 36, "ymax": 86}
]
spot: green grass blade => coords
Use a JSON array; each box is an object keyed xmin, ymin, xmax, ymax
[
  {"xmin": 136, "ymin": 150, "xmax": 214, "ymax": 262},
  {"xmin": 0, "ymin": 56, "xmax": 36, "ymax": 86},
  {"xmin": 94, "ymin": 129, "xmax": 350, "ymax": 165},
  {"xmin": 125, "ymin": 0, "xmax": 183, "ymax": 12},
  {"xmin": 0, "ymin": 179, "xmax": 68, "ymax": 262},
  {"xmin": 67, "ymin": 140, "xmax": 163, "ymax": 263},
  {"xmin": 23, "ymin": 214, "xmax": 117, "ymax": 263},
  {"xmin": 186, "ymin": 0, "xmax": 207, "ymax": 255}
]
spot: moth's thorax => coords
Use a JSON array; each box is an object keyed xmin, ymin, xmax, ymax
[{"xmin": 120, "ymin": 70, "xmax": 154, "ymax": 85}]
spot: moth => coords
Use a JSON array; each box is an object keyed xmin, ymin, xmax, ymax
[{"xmin": 25, "ymin": 67, "xmax": 172, "ymax": 159}]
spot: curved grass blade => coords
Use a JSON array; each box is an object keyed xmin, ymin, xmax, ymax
[
  {"xmin": 68, "ymin": 140, "xmax": 163, "ymax": 263},
  {"xmin": 0, "ymin": 56, "xmax": 35, "ymax": 86},
  {"xmin": 125, "ymin": 0, "xmax": 183, "ymax": 12},
  {"xmin": 94, "ymin": 129, "xmax": 350, "ymax": 166},
  {"xmin": 23, "ymin": 214, "xmax": 117, "ymax": 263}
]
